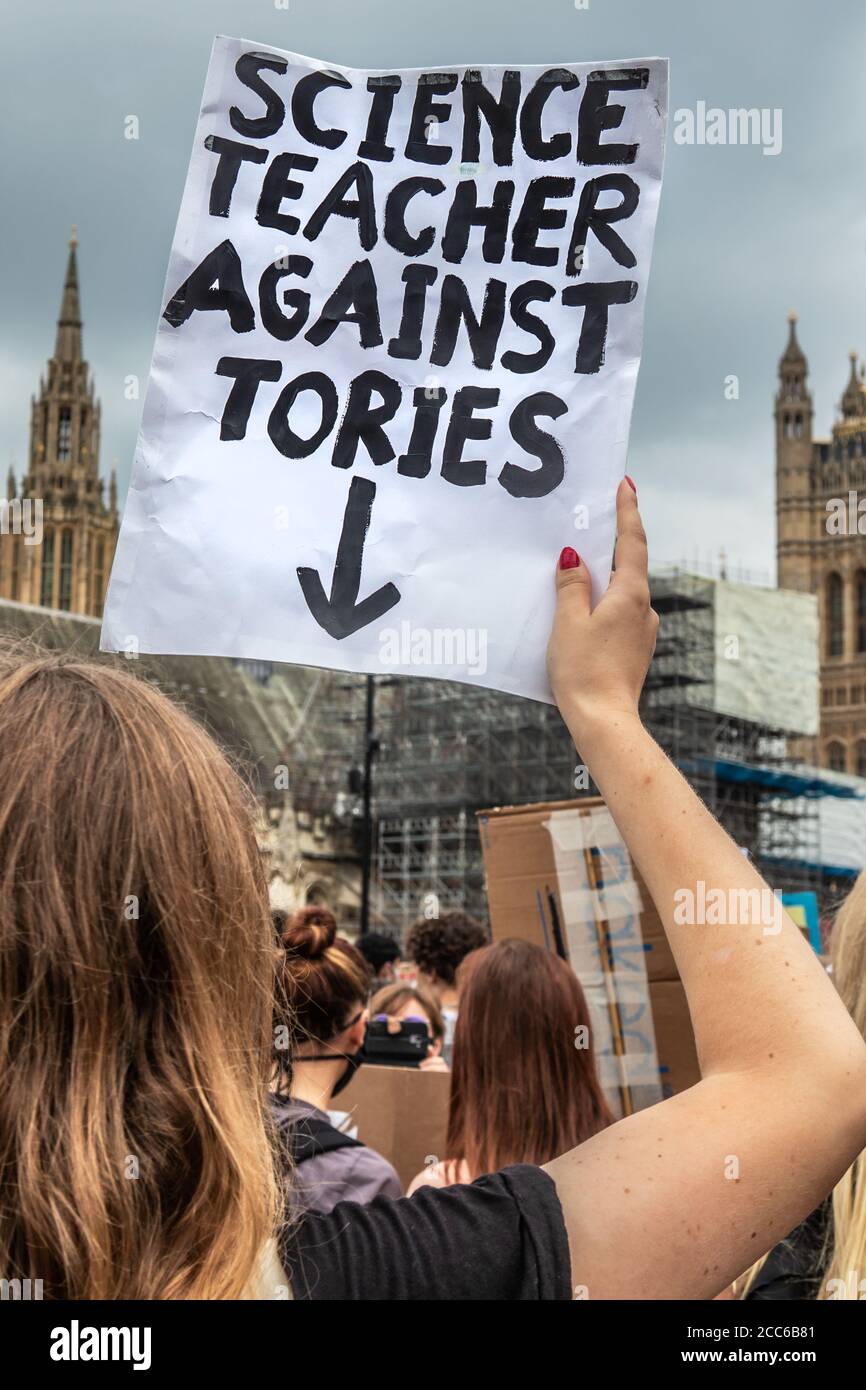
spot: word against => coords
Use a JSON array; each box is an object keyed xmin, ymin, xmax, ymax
[
  {"xmin": 673, "ymin": 103, "xmax": 782, "ymax": 156},
  {"xmin": 101, "ymin": 39, "xmax": 666, "ymax": 706},
  {"xmin": 826, "ymin": 492, "xmax": 866, "ymax": 536},
  {"xmin": 378, "ymin": 621, "xmax": 487, "ymax": 674},
  {"xmin": 50, "ymin": 1321, "xmax": 152, "ymax": 1371},
  {"xmin": 673, "ymin": 882, "xmax": 783, "ymax": 935},
  {"xmin": 0, "ymin": 498, "xmax": 43, "ymax": 544}
]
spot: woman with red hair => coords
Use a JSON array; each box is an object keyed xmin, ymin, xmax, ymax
[{"xmin": 409, "ymin": 939, "xmax": 612, "ymax": 1191}]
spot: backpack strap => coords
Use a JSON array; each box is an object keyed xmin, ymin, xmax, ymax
[{"xmin": 288, "ymin": 1114, "xmax": 364, "ymax": 1165}]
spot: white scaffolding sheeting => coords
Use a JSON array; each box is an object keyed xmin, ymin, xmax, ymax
[
  {"xmin": 807, "ymin": 767, "xmax": 866, "ymax": 873},
  {"xmin": 713, "ymin": 582, "xmax": 819, "ymax": 736}
]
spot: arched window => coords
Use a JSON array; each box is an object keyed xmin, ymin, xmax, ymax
[
  {"xmin": 826, "ymin": 573, "xmax": 844, "ymax": 657},
  {"xmin": 857, "ymin": 742, "xmax": 866, "ymax": 779},
  {"xmin": 57, "ymin": 406, "xmax": 71, "ymax": 463},
  {"xmin": 856, "ymin": 572, "xmax": 866, "ymax": 654},
  {"xmin": 40, "ymin": 530, "xmax": 55, "ymax": 608},
  {"xmin": 827, "ymin": 741, "xmax": 847, "ymax": 773},
  {"xmin": 59, "ymin": 528, "xmax": 74, "ymax": 611}
]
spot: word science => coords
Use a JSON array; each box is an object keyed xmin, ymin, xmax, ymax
[{"xmin": 101, "ymin": 38, "xmax": 666, "ymax": 703}]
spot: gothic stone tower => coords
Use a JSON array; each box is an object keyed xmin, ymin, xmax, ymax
[
  {"xmin": 0, "ymin": 232, "xmax": 118, "ymax": 616},
  {"xmin": 775, "ymin": 314, "xmax": 866, "ymax": 774}
]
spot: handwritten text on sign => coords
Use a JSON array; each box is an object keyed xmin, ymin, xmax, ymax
[{"xmin": 101, "ymin": 39, "xmax": 667, "ymax": 701}]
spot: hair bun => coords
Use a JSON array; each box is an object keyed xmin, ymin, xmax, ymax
[{"xmin": 281, "ymin": 906, "xmax": 337, "ymax": 960}]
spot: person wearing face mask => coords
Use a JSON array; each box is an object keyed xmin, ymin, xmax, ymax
[{"xmin": 272, "ymin": 907, "xmax": 402, "ymax": 1213}]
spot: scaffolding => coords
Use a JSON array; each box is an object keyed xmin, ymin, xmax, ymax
[
  {"xmin": 353, "ymin": 569, "xmax": 828, "ymax": 938},
  {"xmin": 643, "ymin": 570, "xmax": 823, "ymax": 899},
  {"xmin": 372, "ymin": 681, "xmax": 579, "ymax": 934},
  {"xmin": 280, "ymin": 569, "xmax": 828, "ymax": 939}
]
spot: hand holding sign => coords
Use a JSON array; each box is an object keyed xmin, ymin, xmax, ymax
[
  {"xmin": 101, "ymin": 37, "xmax": 667, "ymax": 702},
  {"xmin": 547, "ymin": 478, "xmax": 659, "ymax": 737}
]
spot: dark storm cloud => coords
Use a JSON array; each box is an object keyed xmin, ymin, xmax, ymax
[{"xmin": 1, "ymin": 0, "xmax": 864, "ymax": 577}]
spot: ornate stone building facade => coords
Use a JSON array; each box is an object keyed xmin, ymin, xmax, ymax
[
  {"xmin": 1, "ymin": 233, "xmax": 118, "ymax": 616},
  {"xmin": 776, "ymin": 314, "xmax": 866, "ymax": 774}
]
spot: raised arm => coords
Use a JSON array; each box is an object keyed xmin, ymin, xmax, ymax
[{"xmin": 544, "ymin": 479, "xmax": 866, "ymax": 1299}]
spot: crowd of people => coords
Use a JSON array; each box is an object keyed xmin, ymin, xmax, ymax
[{"xmin": 2, "ymin": 481, "xmax": 866, "ymax": 1300}]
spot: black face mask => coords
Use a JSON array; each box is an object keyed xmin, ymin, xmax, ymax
[
  {"xmin": 301, "ymin": 1046, "xmax": 364, "ymax": 1096},
  {"xmin": 331, "ymin": 1048, "xmax": 364, "ymax": 1096}
]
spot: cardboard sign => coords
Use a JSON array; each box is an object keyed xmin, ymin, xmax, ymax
[
  {"xmin": 101, "ymin": 37, "xmax": 668, "ymax": 702},
  {"xmin": 338, "ymin": 1063, "xmax": 451, "ymax": 1191},
  {"xmin": 478, "ymin": 797, "xmax": 700, "ymax": 1116}
]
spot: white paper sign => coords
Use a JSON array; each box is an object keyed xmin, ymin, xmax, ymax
[{"xmin": 101, "ymin": 36, "xmax": 668, "ymax": 702}]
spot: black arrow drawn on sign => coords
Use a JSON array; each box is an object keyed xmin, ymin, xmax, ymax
[{"xmin": 297, "ymin": 476, "xmax": 402, "ymax": 640}]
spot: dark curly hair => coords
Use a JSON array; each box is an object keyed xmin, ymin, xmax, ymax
[{"xmin": 405, "ymin": 911, "xmax": 489, "ymax": 987}]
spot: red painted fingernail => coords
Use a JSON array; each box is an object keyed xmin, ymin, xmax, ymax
[
  {"xmin": 625, "ymin": 475, "xmax": 637, "ymax": 493},
  {"xmin": 559, "ymin": 547, "xmax": 580, "ymax": 570}
]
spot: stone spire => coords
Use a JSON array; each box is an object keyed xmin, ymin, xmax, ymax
[
  {"xmin": 777, "ymin": 312, "xmax": 810, "ymax": 409},
  {"xmin": 54, "ymin": 227, "xmax": 82, "ymax": 363},
  {"xmin": 840, "ymin": 351, "xmax": 866, "ymax": 420},
  {"xmin": 780, "ymin": 311, "xmax": 806, "ymax": 368}
]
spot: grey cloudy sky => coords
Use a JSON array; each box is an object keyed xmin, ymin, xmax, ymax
[{"xmin": 1, "ymin": 0, "xmax": 864, "ymax": 580}]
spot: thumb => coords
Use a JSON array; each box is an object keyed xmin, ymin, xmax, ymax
[{"xmin": 555, "ymin": 546, "xmax": 592, "ymax": 614}]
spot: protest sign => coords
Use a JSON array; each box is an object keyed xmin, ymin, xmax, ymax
[{"xmin": 101, "ymin": 36, "xmax": 668, "ymax": 701}]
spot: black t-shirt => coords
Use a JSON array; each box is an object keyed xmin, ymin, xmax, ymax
[
  {"xmin": 745, "ymin": 1203, "xmax": 830, "ymax": 1301},
  {"xmin": 280, "ymin": 1164, "xmax": 572, "ymax": 1300}
]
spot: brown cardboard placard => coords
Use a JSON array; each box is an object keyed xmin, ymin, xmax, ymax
[{"xmin": 339, "ymin": 1064, "xmax": 451, "ymax": 1191}]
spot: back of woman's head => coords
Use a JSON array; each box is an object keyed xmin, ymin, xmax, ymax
[
  {"xmin": 369, "ymin": 981, "xmax": 445, "ymax": 1042},
  {"xmin": 447, "ymin": 938, "xmax": 612, "ymax": 1175},
  {"xmin": 277, "ymin": 906, "xmax": 371, "ymax": 1046},
  {"xmin": 0, "ymin": 648, "xmax": 279, "ymax": 1299}
]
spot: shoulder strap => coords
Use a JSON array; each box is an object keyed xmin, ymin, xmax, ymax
[{"xmin": 289, "ymin": 1115, "xmax": 364, "ymax": 1165}]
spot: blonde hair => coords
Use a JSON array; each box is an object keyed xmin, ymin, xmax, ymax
[
  {"xmin": 738, "ymin": 879, "xmax": 866, "ymax": 1299},
  {"xmin": 820, "ymin": 878, "xmax": 866, "ymax": 1297},
  {"xmin": 0, "ymin": 647, "xmax": 282, "ymax": 1298}
]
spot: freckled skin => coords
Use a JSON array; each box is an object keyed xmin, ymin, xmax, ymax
[{"xmin": 544, "ymin": 490, "xmax": 866, "ymax": 1300}]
